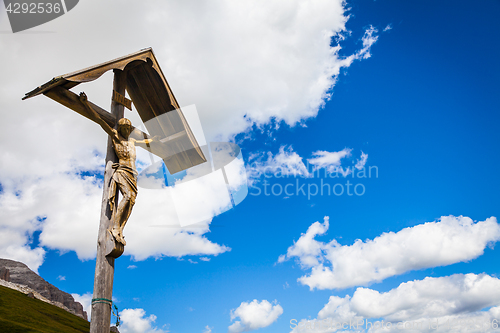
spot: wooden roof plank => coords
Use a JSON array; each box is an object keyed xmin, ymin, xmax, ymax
[{"xmin": 23, "ymin": 48, "xmax": 206, "ymax": 173}]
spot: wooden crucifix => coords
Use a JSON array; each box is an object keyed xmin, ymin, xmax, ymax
[
  {"xmin": 79, "ymin": 91, "xmax": 157, "ymax": 247},
  {"xmin": 23, "ymin": 48, "xmax": 206, "ymax": 333}
]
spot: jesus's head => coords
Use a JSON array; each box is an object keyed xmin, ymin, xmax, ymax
[{"xmin": 117, "ymin": 118, "xmax": 132, "ymax": 138}]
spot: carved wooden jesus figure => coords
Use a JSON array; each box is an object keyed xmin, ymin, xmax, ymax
[{"xmin": 79, "ymin": 92, "xmax": 157, "ymax": 246}]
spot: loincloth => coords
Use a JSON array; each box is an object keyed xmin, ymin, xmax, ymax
[{"xmin": 109, "ymin": 163, "xmax": 138, "ymax": 211}]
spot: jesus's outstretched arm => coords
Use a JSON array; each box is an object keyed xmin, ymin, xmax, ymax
[{"xmin": 79, "ymin": 92, "xmax": 119, "ymax": 142}]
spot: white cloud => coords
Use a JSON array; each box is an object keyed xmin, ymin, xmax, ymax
[
  {"xmin": 138, "ymin": 141, "xmax": 248, "ymax": 228},
  {"xmin": 248, "ymin": 147, "xmax": 368, "ymax": 181},
  {"xmin": 248, "ymin": 146, "xmax": 310, "ymax": 179},
  {"xmin": 119, "ymin": 308, "xmax": 168, "ymax": 333},
  {"xmin": 355, "ymin": 152, "xmax": 368, "ymax": 170},
  {"xmin": 0, "ymin": 0, "xmax": 379, "ymax": 268},
  {"xmin": 307, "ymin": 149, "xmax": 352, "ymax": 175},
  {"xmin": 169, "ymin": 169, "xmax": 233, "ymax": 227},
  {"xmin": 0, "ymin": 228, "xmax": 45, "ymax": 273},
  {"xmin": 72, "ymin": 292, "xmax": 93, "ymax": 320},
  {"xmin": 33, "ymin": 174, "xmax": 102, "ymax": 260},
  {"xmin": 124, "ymin": 186, "xmax": 230, "ymax": 260},
  {"xmin": 280, "ymin": 216, "xmax": 500, "ymax": 290},
  {"xmin": 229, "ymin": 299, "xmax": 283, "ymax": 333},
  {"xmin": 291, "ymin": 274, "xmax": 500, "ymax": 333},
  {"xmin": 0, "ymin": 170, "xmax": 230, "ymax": 264},
  {"xmin": 356, "ymin": 26, "xmax": 379, "ymax": 60},
  {"xmin": 278, "ymin": 217, "xmax": 330, "ymax": 268},
  {"xmin": 203, "ymin": 325, "xmax": 212, "ymax": 333},
  {"xmin": 1, "ymin": 0, "xmax": 377, "ymax": 140},
  {"xmin": 128, "ymin": 265, "xmax": 138, "ymax": 269},
  {"xmin": 321, "ymin": 273, "xmax": 500, "ymax": 321},
  {"xmin": 150, "ymin": 1, "xmax": 377, "ymax": 141}
]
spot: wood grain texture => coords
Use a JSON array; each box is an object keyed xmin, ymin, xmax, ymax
[
  {"xmin": 90, "ymin": 70, "xmax": 126, "ymax": 333},
  {"xmin": 43, "ymin": 86, "xmax": 178, "ymax": 162},
  {"xmin": 45, "ymin": 86, "xmax": 116, "ymax": 128}
]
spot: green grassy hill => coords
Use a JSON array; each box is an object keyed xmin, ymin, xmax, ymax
[{"xmin": 0, "ymin": 285, "xmax": 90, "ymax": 333}]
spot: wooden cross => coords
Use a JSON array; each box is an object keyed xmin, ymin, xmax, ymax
[{"xmin": 23, "ymin": 48, "xmax": 206, "ymax": 333}]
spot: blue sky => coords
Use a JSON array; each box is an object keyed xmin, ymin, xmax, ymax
[{"xmin": 1, "ymin": 1, "xmax": 500, "ymax": 333}]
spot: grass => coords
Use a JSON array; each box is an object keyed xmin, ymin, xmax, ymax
[{"xmin": 0, "ymin": 285, "xmax": 92, "ymax": 333}]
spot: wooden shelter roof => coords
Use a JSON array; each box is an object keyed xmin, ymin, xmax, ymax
[{"xmin": 23, "ymin": 48, "xmax": 206, "ymax": 174}]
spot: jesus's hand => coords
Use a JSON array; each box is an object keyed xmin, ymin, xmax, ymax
[{"xmin": 79, "ymin": 92, "xmax": 88, "ymax": 102}]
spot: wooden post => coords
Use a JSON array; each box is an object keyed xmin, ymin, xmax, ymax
[{"xmin": 90, "ymin": 69, "xmax": 126, "ymax": 333}]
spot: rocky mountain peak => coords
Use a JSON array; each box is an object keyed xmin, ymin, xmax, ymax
[{"xmin": 0, "ymin": 258, "xmax": 88, "ymax": 320}]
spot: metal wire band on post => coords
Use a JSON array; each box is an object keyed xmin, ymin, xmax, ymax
[{"xmin": 92, "ymin": 298, "xmax": 113, "ymax": 307}]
